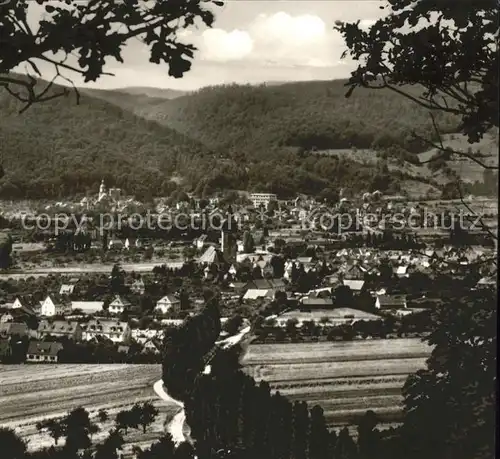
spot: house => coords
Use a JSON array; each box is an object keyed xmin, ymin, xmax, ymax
[
  {"xmin": 300, "ymin": 297, "xmax": 334, "ymax": 308},
  {"xmin": 155, "ymin": 295, "xmax": 181, "ymax": 314},
  {"xmin": 296, "ymin": 256, "xmax": 314, "ymax": 265},
  {"xmin": 0, "ymin": 312, "xmax": 14, "ymax": 323},
  {"xmin": 249, "ymin": 192, "xmax": 277, "ymax": 209},
  {"xmin": 59, "ymin": 283, "xmax": 77, "ymax": 296},
  {"xmin": 0, "ymin": 322, "xmax": 28, "ymax": 338},
  {"xmin": 40, "ymin": 296, "xmax": 70, "ymax": 317},
  {"xmin": 476, "ymin": 276, "xmax": 496, "ymax": 289},
  {"xmin": 394, "ymin": 265, "xmax": 413, "ymax": 278},
  {"xmin": 342, "ymin": 264, "xmax": 367, "ymax": 281},
  {"xmin": 26, "ymin": 341, "xmax": 64, "ymax": 363},
  {"xmin": 142, "ymin": 340, "xmax": 161, "ymax": 354},
  {"xmin": 71, "ymin": 301, "xmax": 104, "ymax": 315},
  {"xmin": 260, "ymin": 262, "xmax": 274, "ymax": 277},
  {"xmin": 375, "ymin": 294, "xmax": 407, "ymax": 310},
  {"xmin": 11, "ymin": 297, "xmax": 24, "ymax": 309},
  {"xmin": 342, "ymin": 279, "xmax": 365, "ymax": 293},
  {"xmin": 129, "ymin": 279, "xmax": 145, "ymax": 295},
  {"xmin": 243, "ymin": 289, "xmax": 273, "ymax": 300},
  {"xmin": 198, "ymin": 246, "xmax": 227, "ymax": 265},
  {"xmin": 81, "ymin": 319, "xmax": 131, "ymax": 343},
  {"xmin": 244, "ymin": 278, "xmax": 286, "ymax": 295},
  {"xmin": 37, "ymin": 320, "xmax": 83, "ymax": 341},
  {"xmin": 124, "ymin": 238, "xmax": 141, "ymax": 250},
  {"xmin": 194, "ymin": 234, "xmax": 208, "ymax": 250},
  {"xmin": 108, "ymin": 238, "xmax": 124, "ymax": 250},
  {"xmin": 108, "ymin": 296, "xmax": 131, "ymax": 315},
  {"xmin": 132, "ymin": 328, "xmax": 165, "ymax": 343},
  {"xmin": 229, "ymin": 282, "xmax": 247, "ymax": 294},
  {"xmin": 275, "ymin": 307, "xmax": 381, "ymax": 327},
  {"xmin": 323, "ymin": 274, "xmax": 341, "ymax": 287}
]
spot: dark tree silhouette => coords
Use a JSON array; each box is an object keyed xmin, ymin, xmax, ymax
[
  {"xmin": 0, "ymin": 0, "xmax": 224, "ymax": 111},
  {"xmin": 401, "ymin": 291, "xmax": 496, "ymax": 459},
  {"xmin": 335, "ymin": 0, "xmax": 499, "ymax": 168},
  {"xmin": 0, "ymin": 428, "xmax": 27, "ymax": 459}
]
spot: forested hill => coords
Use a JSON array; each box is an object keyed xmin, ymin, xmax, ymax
[
  {"xmin": 88, "ymin": 79, "xmax": 463, "ymax": 198},
  {"xmin": 0, "ymin": 77, "xmax": 479, "ymax": 200},
  {"xmin": 0, "ymin": 80, "xmax": 216, "ymax": 200},
  {"xmin": 124, "ymin": 80, "xmax": 459, "ymax": 155}
]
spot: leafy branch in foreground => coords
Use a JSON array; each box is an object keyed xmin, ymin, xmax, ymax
[
  {"xmin": 0, "ymin": 0, "xmax": 223, "ymax": 111},
  {"xmin": 335, "ymin": 0, "xmax": 499, "ymax": 162}
]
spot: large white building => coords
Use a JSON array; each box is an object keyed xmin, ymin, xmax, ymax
[
  {"xmin": 40, "ymin": 296, "xmax": 70, "ymax": 317},
  {"xmin": 81, "ymin": 319, "xmax": 131, "ymax": 343},
  {"xmin": 250, "ymin": 193, "xmax": 277, "ymax": 209}
]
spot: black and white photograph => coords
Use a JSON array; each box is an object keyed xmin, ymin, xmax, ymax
[{"xmin": 0, "ymin": 1, "xmax": 497, "ymax": 459}]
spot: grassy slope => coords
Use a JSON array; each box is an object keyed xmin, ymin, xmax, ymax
[
  {"xmin": 0, "ymin": 364, "xmax": 175, "ymax": 456},
  {"xmin": 418, "ymin": 133, "xmax": 499, "ymax": 183},
  {"xmin": 241, "ymin": 339, "xmax": 432, "ymax": 427}
]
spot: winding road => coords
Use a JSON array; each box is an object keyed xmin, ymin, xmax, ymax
[{"xmin": 153, "ymin": 325, "xmax": 253, "ymax": 445}]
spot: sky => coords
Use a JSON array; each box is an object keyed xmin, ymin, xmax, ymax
[{"xmin": 25, "ymin": 1, "xmax": 387, "ymax": 91}]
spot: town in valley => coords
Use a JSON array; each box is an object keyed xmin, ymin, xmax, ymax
[{"xmin": 0, "ymin": 1, "xmax": 497, "ymax": 459}]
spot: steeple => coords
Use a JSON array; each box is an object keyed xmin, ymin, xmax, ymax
[{"xmin": 98, "ymin": 179, "xmax": 107, "ymax": 201}]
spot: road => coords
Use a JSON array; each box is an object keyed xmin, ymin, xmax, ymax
[
  {"xmin": 152, "ymin": 380, "xmax": 189, "ymax": 445},
  {"xmin": 0, "ymin": 262, "xmax": 185, "ymax": 280},
  {"xmin": 153, "ymin": 326, "xmax": 253, "ymax": 445}
]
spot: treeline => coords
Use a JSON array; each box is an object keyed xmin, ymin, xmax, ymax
[
  {"xmin": 252, "ymin": 311, "xmax": 433, "ymax": 344},
  {"xmin": 56, "ymin": 338, "xmax": 161, "ymax": 364},
  {"xmin": 162, "ymin": 296, "xmax": 221, "ymax": 400},
  {"xmin": 185, "ymin": 360, "xmax": 399, "ymax": 459}
]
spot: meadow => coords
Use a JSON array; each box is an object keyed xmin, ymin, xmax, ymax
[
  {"xmin": 241, "ymin": 339, "xmax": 432, "ymax": 428},
  {"xmin": 0, "ymin": 364, "xmax": 176, "ymax": 456}
]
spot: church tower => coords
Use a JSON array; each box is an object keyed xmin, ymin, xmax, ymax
[
  {"xmin": 98, "ymin": 179, "xmax": 107, "ymax": 201},
  {"xmin": 221, "ymin": 207, "xmax": 238, "ymax": 264}
]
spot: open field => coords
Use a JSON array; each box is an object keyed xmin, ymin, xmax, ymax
[
  {"xmin": 242, "ymin": 339, "xmax": 432, "ymax": 429},
  {"xmin": 0, "ymin": 364, "xmax": 176, "ymax": 457}
]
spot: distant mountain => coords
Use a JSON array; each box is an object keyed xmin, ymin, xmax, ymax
[
  {"xmin": 115, "ymin": 86, "xmax": 188, "ymax": 99},
  {"xmin": 261, "ymin": 81, "xmax": 287, "ymax": 86}
]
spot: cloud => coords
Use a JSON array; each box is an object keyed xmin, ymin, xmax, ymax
[
  {"xmin": 250, "ymin": 12, "xmax": 327, "ymax": 46},
  {"xmin": 199, "ymin": 28, "xmax": 253, "ymax": 62},
  {"xmin": 196, "ymin": 12, "xmax": 344, "ymax": 68},
  {"xmin": 359, "ymin": 19, "xmax": 377, "ymax": 30}
]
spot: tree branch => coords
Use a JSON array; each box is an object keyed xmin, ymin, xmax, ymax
[
  {"xmin": 414, "ymin": 112, "xmax": 498, "ymax": 170},
  {"xmin": 455, "ymin": 182, "xmax": 498, "ymax": 244}
]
